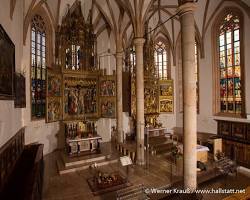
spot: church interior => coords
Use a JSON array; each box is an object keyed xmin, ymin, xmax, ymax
[{"xmin": 0, "ymin": 0, "xmax": 250, "ymax": 199}]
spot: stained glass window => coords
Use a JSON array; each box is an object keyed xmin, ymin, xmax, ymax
[
  {"xmin": 31, "ymin": 15, "xmax": 46, "ymax": 119},
  {"xmin": 218, "ymin": 12, "xmax": 242, "ymax": 114},
  {"xmin": 154, "ymin": 41, "xmax": 168, "ymax": 80}
]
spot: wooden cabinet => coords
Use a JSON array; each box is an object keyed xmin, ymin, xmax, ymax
[{"xmin": 217, "ymin": 120, "xmax": 250, "ymax": 168}]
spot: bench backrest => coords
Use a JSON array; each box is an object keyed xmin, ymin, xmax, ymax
[{"xmin": 0, "ymin": 127, "xmax": 25, "ymax": 193}]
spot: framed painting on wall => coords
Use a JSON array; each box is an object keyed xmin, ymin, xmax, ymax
[
  {"xmin": 14, "ymin": 73, "xmax": 26, "ymax": 108},
  {"xmin": 0, "ymin": 24, "xmax": 15, "ymax": 99}
]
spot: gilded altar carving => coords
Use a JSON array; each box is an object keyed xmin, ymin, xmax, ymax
[
  {"xmin": 144, "ymin": 37, "xmax": 159, "ymax": 123},
  {"xmin": 47, "ymin": 97, "xmax": 62, "ymax": 122},
  {"xmin": 47, "ymin": 70, "xmax": 61, "ymax": 97},
  {"xmin": 46, "ymin": 69, "xmax": 62, "ymax": 122},
  {"xmin": 99, "ymin": 74, "xmax": 116, "ymax": 118},
  {"xmin": 46, "ymin": 2, "xmax": 116, "ymax": 123},
  {"xmin": 159, "ymin": 79, "xmax": 173, "ymax": 113},
  {"xmin": 55, "ymin": 1, "xmax": 97, "ymax": 73},
  {"xmin": 130, "ymin": 35, "xmax": 160, "ymax": 126}
]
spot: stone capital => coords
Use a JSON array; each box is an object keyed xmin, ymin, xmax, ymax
[
  {"xmin": 177, "ymin": 2, "xmax": 197, "ymax": 17},
  {"xmin": 133, "ymin": 38, "xmax": 145, "ymax": 46}
]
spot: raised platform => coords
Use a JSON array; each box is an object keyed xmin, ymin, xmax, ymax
[{"xmin": 57, "ymin": 142, "xmax": 119, "ymax": 175}]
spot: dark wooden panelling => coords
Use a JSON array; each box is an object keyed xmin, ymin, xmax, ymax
[
  {"xmin": 122, "ymin": 71, "xmax": 131, "ymax": 113},
  {"xmin": 0, "ymin": 127, "xmax": 25, "ymax": 193},
  {"xmin": 217, "ymin": 120, "xmax": 250, "ymax": 168},
  {"xmin": 218, "ymin": 120, "xmax": 231, "ymax": 136},
  {"xmin": 232, "ymin": 122, "xmax": 246, "ymax": 139},
  {"xmin": 246, "ymin": 145, "xmax": 250, "ymax": 165},
  {"xmin": 247, "ymin": 124, "xmax": 250, "ymax": 141}
]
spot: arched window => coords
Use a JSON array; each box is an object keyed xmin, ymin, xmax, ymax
[
  {"xmin": 154, "ymin": 40, "xmax": 169, "ymax": 80},
  {"xmin": 31, "ymin": 15, "xmax": 46, "ymax": 119},
  {"xmin": 216, "ymin": 11, "xmax": 244, "ymax": 115}
]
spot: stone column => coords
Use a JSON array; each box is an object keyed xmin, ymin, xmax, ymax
[
  {"xmin": 177, "ymin": 2, "xmax": 197, "ymax": 191},
  {"xmin": 116, "ymin": 51, "xmax": 123, "ymax": 143},
  {"xmin": 134, "ymin": 38, "xmax": 145, "ymax": 165}
]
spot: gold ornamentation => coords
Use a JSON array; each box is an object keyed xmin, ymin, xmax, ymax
[{"xmin": 159, "ymin": 79, "xmax": 174, "ymax": 113}]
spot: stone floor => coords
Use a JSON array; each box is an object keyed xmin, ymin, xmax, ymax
[{"xmin": 42, "ymin": 144, "xmax": 250, "ymax": 200}]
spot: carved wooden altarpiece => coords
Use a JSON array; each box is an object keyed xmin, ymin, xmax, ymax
[{"xmin": 46, "ymin": 1, "xmax": 116, "ymax": 123}]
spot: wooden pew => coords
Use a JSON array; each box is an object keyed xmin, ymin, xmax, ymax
[{"xmin": 0, "ymin": 128, "xmax": 44, "ymax": 200}]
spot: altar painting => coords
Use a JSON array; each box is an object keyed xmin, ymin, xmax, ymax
[
  {"xmin": 100, "ymin": 98, "xmax": 116, "ymax": 118},
  {"xmin": 100, "ymin": 80, "xmax": 115, "ymax": 96},
  {"xmin": 47, "ymin": 98, "xmax": 62, "ymax": 122}
]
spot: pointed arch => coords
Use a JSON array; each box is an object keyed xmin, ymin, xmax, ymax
[{"xmin": 23, "ymin": 3, "xmax": 54, "ymax": 67}]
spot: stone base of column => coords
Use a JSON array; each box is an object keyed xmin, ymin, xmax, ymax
[
  {"xmin": 136, "ymin": 141, "xmax": 145, "ymax": 166},
  {"xmin": 136, "ymin": 161, "xmax": 145, "ymax": 166}
]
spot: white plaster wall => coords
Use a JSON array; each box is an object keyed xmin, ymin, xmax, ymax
[
  {"xmin": 21, "ymin": 22, "xmax": 60, "ymax": 155},
  {"xmin": 96, "ymin": 29, "xmax": 116, "ymax": 142},
  {"xmin": 197, "ymin": 25, "xmax": 217, "ymax": 133},
  {"xmin": 0, "ymin": 0, "xmax": 24, "ymax": 147},
  {"xmin": 0, "ymin": 0, "xmax": 60, "ymax": 155}
]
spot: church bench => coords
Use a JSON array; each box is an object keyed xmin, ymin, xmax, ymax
[
  {"xmin": 172, "ymin": 127, "xmax": 217, "ymax": 144},
  {"xmin": 0, "ymin": 128, "xmax": 44, "ymax": 200}
]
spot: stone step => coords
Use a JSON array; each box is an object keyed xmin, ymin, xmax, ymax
[
  {"xmin": 61, "ymin": 152, "xmax": 107, "ymax": 168},
  {"xmin": 152, "ymin": 141, "xmax": 173, "ymax": 148},
  {"xmin": 57, "ymin": 155, "xmax": 119, "ymax": 175},
  {"xmin": 148, "ymin": 136, "xmax": 168, "ymax": 145},
  {"xmin": 151, "ymin": 142, "xmax": 173, "ymax": 155}
]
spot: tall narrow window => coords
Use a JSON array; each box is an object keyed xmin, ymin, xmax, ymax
[
  {"xmin": 218, "ymin": 12, "xmax": 243, "ymax": 115},
  {"xmin": 129, "ymin": 46, "xmax": 136, "ymax": 72},
  {"xmin": 31, "ymin": 15, "xmax": 46, "ymax": 119},
  {"xmin": 195, "ymin": 42, "xmax": 199, "ymax": 112},
  {"xmin": 154, "ymin": 41, "xmax": 168, "ymax": 80},
  {"xmin": 129, "ymin": 46, "xmax": 136, "ymax": 116}
]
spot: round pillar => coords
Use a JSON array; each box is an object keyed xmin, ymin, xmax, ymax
[
  {"xmin": 177, "ymin": 2, "xmax": 197, "ymax": 191},
  {"xmin": 134, "ymin": 38, "xmax": 145, "ymax": 165}
]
